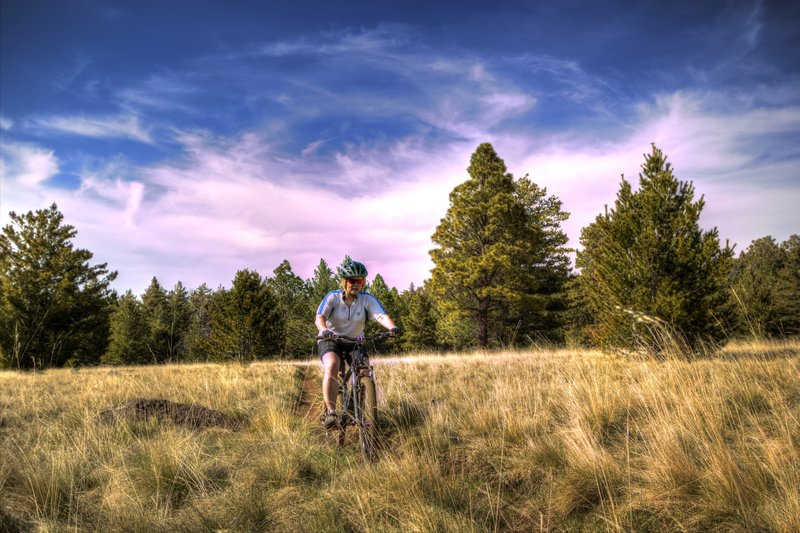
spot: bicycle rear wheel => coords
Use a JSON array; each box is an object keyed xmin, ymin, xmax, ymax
[{"xmin": 357, "ymin": 376, "xmax": 378, "ymax": 461}]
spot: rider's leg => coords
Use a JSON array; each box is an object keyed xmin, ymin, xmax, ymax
[{"xmin": 321, "ymin": 351, "xmax": 340, "ymax": 412}]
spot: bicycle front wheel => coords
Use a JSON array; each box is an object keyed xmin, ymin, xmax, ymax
[
  {"xmin": 357, "ymin": 376, "xmax": 378, "ymax": 461},
  {"xmin": 335, "ymin": 386, "xmax": 348, "ymax": 447}
]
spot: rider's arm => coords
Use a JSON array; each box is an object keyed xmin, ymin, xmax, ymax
[
  {"xmin": 364, "ymin": 293, "xmax": 395, "ymax": 331},
  {"xmin": 316, "ymin": 291, "xmax": 339, "ymax": 334},
  {"xmin": 376, "ymin": 314, "xmax": 396, "ymax": 331},
  {"xmin": 315, "ymin": 314, "xmax": 330, "ymax": 334}
]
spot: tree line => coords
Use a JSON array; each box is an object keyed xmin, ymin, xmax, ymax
[{"xmin": 2, "ymin": 143, "xmax": 798, "ymax": 369}]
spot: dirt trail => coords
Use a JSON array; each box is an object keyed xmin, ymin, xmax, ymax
[{"xmin": 293, "ymin": 364, "xmax": 323, "ymax": 422}]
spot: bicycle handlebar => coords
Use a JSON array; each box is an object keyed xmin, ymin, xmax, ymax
[{"xmin": 315, "ymin": 332, "xmax": 399, "ymax": 342}]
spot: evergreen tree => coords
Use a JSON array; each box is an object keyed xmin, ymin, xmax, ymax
[
  {"xmin": 267, "ymin": 260, "xmax": 314, "ymax": 357},
  {"xmin": 141, "ymin": 278, "xmax": 170, "ymax": 363},
  {"xmin": 429, "ymin": 143, "xmax": 571, "ymax": 348},
  {"xmin": 307, "ymin": 258, "xmax": 339, "ymax": 334},
  {"xmin": 576, "ymin": 145, "xmax": 734, "ymax": 351},
  {"xmin": 503, "ymin": 176, "xmax": 571, "ymax": 344},
  {"xmin": 362, "ymin": 273, "xmax": 403, "ymax": 352},
  {"xmin": 105, "ymin": 279, "xmax": 189, "ymax": 365},
  {"xmin": 185, "ymin": 283, "xmax": 213, "ymax": 361},
  {"xmin": 366, "ymin": 274, "xmax": 398, "ymax": 310},
  {"xmin": 365, "ymin": 274, "xmax": 399, "ymax": 320},
  {"xmin": 308, "ymin": 258, "xmax": 338, "ymax": 306},
  {"xmin": 0, "ymin": 204, "xmax": 117, "ymax": 368},
  {"xmin": 563, "ymin": 273, "xmax": 593, "ymax": 347},
  {"xmin": 731, "ymin": 235, "xmax": 800, "ymax": 337},
  {"xmin": 402, "ymin": 284, "xmax": 439, "ymax": 351},
  {"xmin": 206, "ymin": 269, "xmax": 284, "ymax": 361},
  {"xmin": 103, "ymin": 291, "xmax": 149, "ymax": 364},
  {"xmin": 165, "ymin": 281, "xmax": 191, "ymax": 361},
  {"xmin": 730, "ymin": 237, "xmax": 782, "ymax": 337},
  {"xmin": 775, "ymin": 235, "xmax": 800, "ymax": 336}
]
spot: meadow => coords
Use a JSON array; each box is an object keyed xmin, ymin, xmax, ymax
[{"xmin": 1, "ymin": 340, "xmax": 798, "ymax": 532}]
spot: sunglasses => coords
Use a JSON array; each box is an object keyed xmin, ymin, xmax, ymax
[{"xmin": 346, "ymin": 277, "xmax": 365, "ymax": 284}]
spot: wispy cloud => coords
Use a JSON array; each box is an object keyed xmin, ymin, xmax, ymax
[
  {"xmin": 301, "ymin": 139, "xmax": 329, "ymax": 157},
  {"xmin": 52, "ymin": 53, "xmax": 93, "ymax": 92},
  {"xmin": 257, "ymin": 23, "xmax": 414, "ymax": 58},
  {"xmin": 0, "ymin": 143, "xmax": 59, "ymax": 187},
  {"xmin": 117, "ymin": 73, "xmax": 199, "ymax": 113},
  {"xmin": 182, "ymin": 26, "xmax": 537, "ymax": 142},
  {"xmin": 52, "ymin": 125, "xmax": 472, "ymax": 291},
  {"xmin": 515, "ymin": 88, "xmax": 800, "ymax": 253},
  {"xmin": 76, "ymin": 156, "xmax": 146, "ymax": 227},
  {"xmin": 31, "ymin": 114, "xmax": 153, "ymax": 143}
]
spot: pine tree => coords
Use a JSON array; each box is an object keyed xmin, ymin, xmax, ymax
[
  {"xmin": 730, "ymin": 237, "xmax": 782, "ymax": 337},
  {"xmin": 775, "ymin": 235, "xmax": 800, "ymax": 336},
  {"xmin": 366, "ymin": 274, "xmax": 400, "ymax": 312},
  {"xmin": 267, "ymin": 260, "xmax": 314, "ymax": 357},
  {"xmin": 141, "ymin": 277, "xmax": 170, "ymax": 363},
  {"xmin": 308, "ymin": 258, "xmax": 338, "ymax": 306},
  {"xmin": 206, "ymin": 269, "xmax": 284, "ymax": 361},
  {"xmin": 0, "ymin": 204, "xmax": 117, "ymax": 368},
  {"xmin": 576, "ymin": 145, "xmax": 734, "ymax": 352},
  {"xmin": 731, "ymin": 235, "xmax": 800, "ymax": 337},
  {"xmin": 104, "ymin": 279, "xmax": 190, "ymax": 365},
  {"xmin": 103, "ymin": 291, "xmax": 149, "ymax": 364},
  {"xmin": 185, "ymin": 283, "xmax": 213, "ymax": 361},
  {"xmin": 563, "ymin": 273, "xmax": 593, "ymax": 347},
  {"xmin": 504, "ymin": 176, "xmax": 571, "ymax": 344},
  {"xmin": 363, "ymin": 273, "xmax": 403, "ymax": 351},
  {"xmin": 165, "ymin": 281, "xmax": 191, "ymax": 361},
  {"xmin": 307, "ymin": 258, "xmax": 339, "ymax": 330},
  {"xmin": 429, "ymin": 143, "xmax": 571, "ymax": 348},
  {"xmin": 402, "ymin": 285, "xmax": 439, "ymax": 351}
]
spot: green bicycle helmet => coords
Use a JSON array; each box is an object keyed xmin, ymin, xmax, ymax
[{"xmin": 337, "ymin": 257, "xmax": 368, "ymax": 279}]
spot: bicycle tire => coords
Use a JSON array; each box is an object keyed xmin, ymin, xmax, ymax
[
  {"xmin": 335, "ymin": 387, "xmax": 347, "ymax": 447},
  {"xmin": 357, "ymin": 376, "xmax": 378, "ymax": 461}
]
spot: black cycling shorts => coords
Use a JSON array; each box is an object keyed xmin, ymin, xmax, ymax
[{"xmin": 317, "ymin": 340, "xmax": 365, "ymax": 364}]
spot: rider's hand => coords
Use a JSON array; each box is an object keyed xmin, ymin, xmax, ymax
[
  {"xmin": 390, "ymin": 327, "xmax": 401, "ymax": 337},
  {"xmin": 322, "ymin": 329, "xmax": 335, "ymax": 340}
]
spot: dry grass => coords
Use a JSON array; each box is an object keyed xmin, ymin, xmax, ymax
[{"xmin": 1, "ymin": 340, "xmax": 798, "ymax": 532}]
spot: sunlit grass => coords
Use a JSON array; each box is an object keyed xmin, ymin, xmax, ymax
[{"xmin": 1, "ymin": 340, "xmax": 798, "ymax": 531}]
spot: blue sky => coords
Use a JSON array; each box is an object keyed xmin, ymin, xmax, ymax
[{"xmin": 2, "ymin": 0, "xmax": 798, "ymax": 294}]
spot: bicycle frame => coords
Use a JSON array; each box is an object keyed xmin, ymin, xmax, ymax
[{"xmin": 338, "ymin": 344, "xmax": 373, "ymax": 428}]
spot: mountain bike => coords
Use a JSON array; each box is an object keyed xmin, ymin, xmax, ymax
[{"xmin": 316, "ymin": 332, "xmax": 395, "ymax": 461}]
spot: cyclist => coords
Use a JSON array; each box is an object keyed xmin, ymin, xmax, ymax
[{"xmin": 316, "ymin": 257, "xmax": 399, "ymax": 429}]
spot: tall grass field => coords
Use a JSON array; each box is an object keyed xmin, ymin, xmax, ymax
[{"xmin": 1, "ymin": 340, "xmax": 798, "ymax": 532}]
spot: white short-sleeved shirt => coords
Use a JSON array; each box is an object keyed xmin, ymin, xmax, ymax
[{"xmin": 316, "ymin": 290, "xmax": 387, "ymax": 338}]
